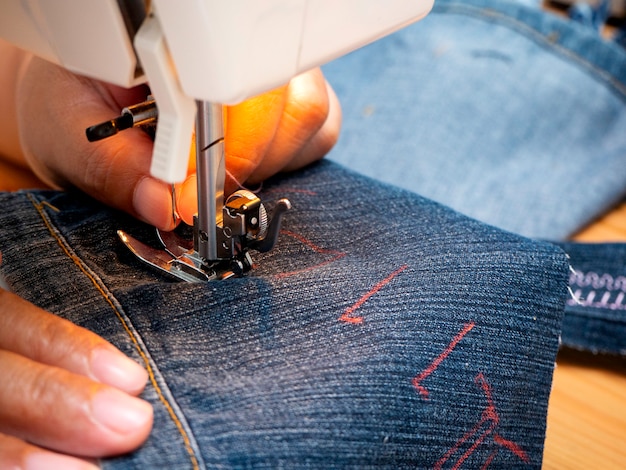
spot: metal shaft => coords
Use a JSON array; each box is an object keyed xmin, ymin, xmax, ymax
[{"xmin": 195, "ymin": 101, "xmax": 225, "ymax": 261}]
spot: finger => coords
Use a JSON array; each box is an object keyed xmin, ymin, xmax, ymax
[
  {"xmin": 16, "ymin": 57, "xmax": 176, "ymax": 230},
  {"xmin": 0, "ymin": 351, "xmax": 152, "ymax": 457},
  {"xmin": 245, "ymin": 68, "xmax": 334, "ymax": 185},
  {"xmin": 0, "ymin": 289, "xmax": 148, "ymax": 395},
  {"xmin": 279, "ymin": 78, "xmax": 342, "ymax": 173},
  {"xmin": 0, "ymin": 433, "xmax": 98, "ymax": 470},
  {"xmin": 176, "ymin": 174, "xmax": 198, "ymax": 226},
  {"xmin": 223, "ymin": 85, "xmax": 288, "ymax": 191}
]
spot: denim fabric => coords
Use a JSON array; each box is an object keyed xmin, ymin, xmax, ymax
[
  {"xmin": 0, "ymin": 161, "xmax": 568, "ymax": 468},
  {"xmin": 557, "ymin": 242, "xmax": 626, "ymax": 355},
  {"xmin": 323, "ymin": 0, "xmax": 626, "ymax": 239}
]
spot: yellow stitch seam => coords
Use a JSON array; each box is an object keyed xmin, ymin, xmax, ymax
[
  {"xmin": 28, "ymin": 194, "xmax": 200, "ymax": 470},
  {"xmin": 36, "ymin": 200, "xmax": 61, "ymax": 212}
]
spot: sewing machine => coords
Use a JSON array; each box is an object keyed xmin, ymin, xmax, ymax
[{"xmin": 0, "ymin": 0, "xmax": 434, "ymax": 281}]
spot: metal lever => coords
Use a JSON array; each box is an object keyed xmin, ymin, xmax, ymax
[{"xmin": 253, "ymin": 198, "xmax": 291, "ymax": 253}]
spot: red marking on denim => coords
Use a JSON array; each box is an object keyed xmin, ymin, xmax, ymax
[
  {"xmin": 434, "ymin": 373, "xmax": 530, "ymax": 469},
  {"xmin": 493, "ymin": 434, "xmax": 530, "ymax": 463},
  {"xmin": 339, "ymin": 265, "xmax": 408, "ymax": 324},
  {"xmin": 275, "ymin": 230, "xmax": 345, "ymax": 279},
  {"xmin": 412, "ymin": 322, "xmax": 475, "ymax": 398},
  {"xmin": 476, "ymin": 372, "xmax": 495, "ymax": 409}
]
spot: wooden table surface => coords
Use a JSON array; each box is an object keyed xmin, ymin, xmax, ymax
[{"xmin": 543, "ymin": 202, "xmax": 626, "ymax": 469}]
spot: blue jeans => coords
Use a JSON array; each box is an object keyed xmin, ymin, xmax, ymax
[
  {"xmin": 0, "ymin": 161, "xmax": 568, "ymax": 468},
  {"xmin": 323, "ymin": 0, "xmax": 626, "ymax": 240}
]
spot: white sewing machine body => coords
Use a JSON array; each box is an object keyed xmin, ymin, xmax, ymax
[
  {"xmin": 0, "ymin": 0, "xmax": 433, "ymax": 182},
  {"xmin": 0, "ymin": 0, "xmax": 433, "ymax": 101}
]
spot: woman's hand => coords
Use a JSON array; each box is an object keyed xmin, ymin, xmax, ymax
[
  {"xmin": 9, "ymin": 45, "xmax": 341, "ymax": 230},
  {"xmin": 0, "ymin": 283, "xmax": 151, "ymax": 469},
  {"xmin": 177, "ymin": 67, "xmax": 341, "ymax": 224}
]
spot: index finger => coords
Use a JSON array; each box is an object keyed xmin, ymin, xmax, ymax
[{"xmin": 16, "ymin": 57, "xmax": 176, "ymax": 231}]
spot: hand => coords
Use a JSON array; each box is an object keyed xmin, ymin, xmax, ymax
[
  {"xmin": 0, "ymin": 277, "xmax": 152, "ymax": 469},
  {"xmin": 176, "ymin": 68, "xmax": 341, "ymax": 224},
  {"xmin": 13, "ymin": 52, "xmax": 341, "ymax": 230}
]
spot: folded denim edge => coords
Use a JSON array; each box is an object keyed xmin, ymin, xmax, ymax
[{"xmin": 555, "ymin": 241, "xmax": 626, "ymax": 355}]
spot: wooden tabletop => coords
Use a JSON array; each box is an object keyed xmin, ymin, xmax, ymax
[{"xmin": 543, "ymin": 202, "xmax": 626, "ymax": 469}]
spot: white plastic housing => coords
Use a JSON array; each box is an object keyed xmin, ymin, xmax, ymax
[
  {"xmin": 0, "ymin": 0, "xmax": 140, "ymax": 87},
  {"xmin": 0, "ymin": 0, "xmax": 434, "ymax": 182},
  {"xmin": 154, "ymin": 0, "xmax": 434, "ymax": 104}
]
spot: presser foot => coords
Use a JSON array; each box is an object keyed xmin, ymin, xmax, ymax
[{"xmin": 118, "ymin": 193, "xmax": 291, "ymax": 283}]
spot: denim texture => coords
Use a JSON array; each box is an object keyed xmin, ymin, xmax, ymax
[
  {"xmin": 558, "ymin": 242, "xmax": 626, "ymax": 355},
  {"xmin": 0, "ymin": 161, "xmax": 568, "ymax": 468},
  {"xmin": 323, "ymin": 0, "xmax": 626, "ymax": 240}
]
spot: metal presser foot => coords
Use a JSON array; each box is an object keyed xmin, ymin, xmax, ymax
[
  {"xmin": 118, "ymin": 190, "xmax": 291, "ymax": 282},
  {"xmin": 93, "ymin": 99, "xmax": 291, "ymax": 282}
]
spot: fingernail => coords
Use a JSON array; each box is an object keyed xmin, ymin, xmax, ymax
[
  {"xmin": 133, "ymin": 177, "xmax": 172, "ymax": 230},
  {"xmin": 91, "ymin": 388, "xmax": 153, "ymax": 435},
  {"xmin": 25, "ymin": 452, "xmax": 99, "ymax": 470},
  {"xmin": 90, "ymin": 347, "xmax": 148, "ymax": 394}
]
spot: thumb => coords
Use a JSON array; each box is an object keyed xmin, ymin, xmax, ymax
[{"xmin": 16, "ymin": 56, "xmax": 176, "ymax": 230}]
